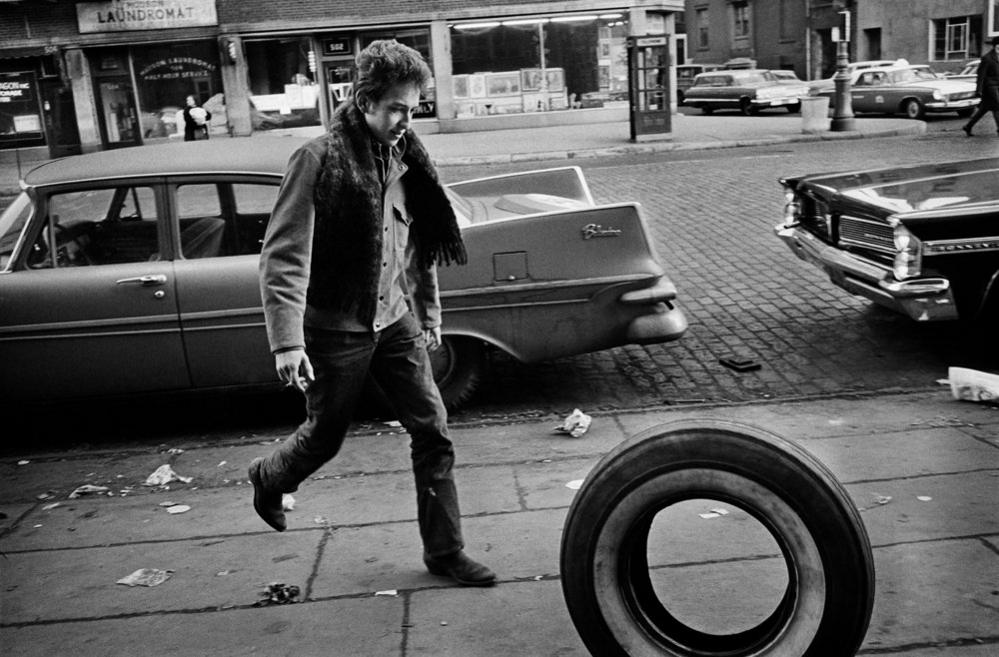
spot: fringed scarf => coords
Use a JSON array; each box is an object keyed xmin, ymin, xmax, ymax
[{"xmin": 307, "ymin": 102, "xmax": 466, "ymax": 323}]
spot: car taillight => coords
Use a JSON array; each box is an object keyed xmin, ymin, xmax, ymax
[
  {"xmin": 781, "ymin": 185, "xmax": 800, "ymax": 225},
  {"xmin": 892, "ymin": 223, "xmax": 922, "ymax": 279}
]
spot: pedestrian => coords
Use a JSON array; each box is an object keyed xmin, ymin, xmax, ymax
[
  {"xmin": 248, "ymin": 40, "xmax": 495, "ymax": 587},
  {"xmin": 962, "ymin": 37, "xmax": 999, "ymax": 137},
  {"xmin": 182, "ymin": 95, "xmax": 211, "ymax": 141}
]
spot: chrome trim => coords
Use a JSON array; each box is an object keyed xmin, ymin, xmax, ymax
[
  {"xmin": 838, "ymin": 215, "xmax": 895, "ymax": 254},
  {"xmin": 924, "ymin": 236, "xmax": 999, "ymax": 255},
  {"xmin": 0, "ymin": 314, "xmax": 179, "ymax": 335},
  {"xmin": 440, "ymin": 273, "xmax": 652, "ymax": 298},
  {"xmin": 878, "ymin": 277, "xmax": 950, "ymax": 296}
]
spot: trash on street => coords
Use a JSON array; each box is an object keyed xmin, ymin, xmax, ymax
[
  {"xmin": 143, "ymin": 464, "xmax": 193, "ymax": 486},
  {"xmin": 116, "ymin": 568, "xmax": 174, "ymax": 587},
  {"xmin": 254, "ymin": 582, "xmax": 300, "ymax": 606},
  {"xmin": 165, "ymin": 504, "xmax": 191, "ymax": 514},
  {"xmin": 68, "ymin": 484, "xmax": 111, "ymax": 498},
  {"xmin": 944, "ymin": 367, "xmax": 999, "ymax": 403},
  {"xmin": 554, "ymin": 408, "xmax": 592, "ymax": 438}
]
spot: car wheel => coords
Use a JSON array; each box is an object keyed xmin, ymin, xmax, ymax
[
  {"xmin": 560, "ymin": 418, "xmax": 875, "ymax": 657},
  {"xmin": 956, "ymin": 108, "xmax": 974, "ymax": 118},
  {"xmin": 786, "ymin": 101, "xmax": 801, "ymax": 113},
  {"xmin": 739, "ymin": 98, "xmax": 756, "ymax": 116},
  {"xmin": 430, "ymin": 336, "xmax": 486, "ymax": 410},
  {"xmin": 903, "ymin": 98, "xmax": 925, "ymax": 120},
  {"xmin": 700, "ymin": 105, "xmax": 713, "ymax": 115}
]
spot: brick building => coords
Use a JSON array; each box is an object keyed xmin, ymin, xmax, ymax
[
  {"xmin": 682, "ymin": 0, "xmax": 999, "ymax": 80},
  {"xmin": 0, "ymin": 0, "xmax": 683, "ymax": 156}
]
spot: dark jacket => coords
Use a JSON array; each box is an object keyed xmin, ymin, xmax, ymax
[
  {"xmin": 976, "ymin": 49, "xmax": 999, "ymax": 111},
  {"xmin": 182, "ymin": 106, "xmax": 211, "ymax": 141}
]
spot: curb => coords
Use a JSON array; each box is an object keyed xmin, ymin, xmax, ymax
[{"xmin": 432, "ymin": 122, "xmax": 926, "ymax": 166}]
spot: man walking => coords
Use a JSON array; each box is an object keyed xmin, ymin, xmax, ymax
[
  {"xmin": 249, "ymin": 40, "xmax": 495, "ymax": 587},
  {"xmin": 963, "ymin": 36, "xmax": 999, "ymax": 137}
]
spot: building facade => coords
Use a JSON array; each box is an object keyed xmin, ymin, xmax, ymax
[
  {"xmin": 682, "ymin": 0, "xmax": 999, "ymax": 80},
  {"xmin": 0, "ymin": 0, "xmax": 683, "ymax": 156}
]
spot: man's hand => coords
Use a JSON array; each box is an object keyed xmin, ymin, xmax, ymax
[
  {"xmin": 424, "ymin": 326, "xmax": 442, "ymax": 352},
  {"xmin": 274, "ymin": 348, "xmax": 314, "ymax": 392}
]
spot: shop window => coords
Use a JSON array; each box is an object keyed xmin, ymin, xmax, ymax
[
  {"xmin": 133, "ymin": 42, "xmax": 223, "ymax": 139},
  {"xmin": 450, "ymin": 14, "xmax": 629, "ymax": 117},
  {"xmin": 245, "ymin": 38, "xmax": 320, "ymax": 131},
  {"xmin": 360, "ymin": 30, "xmax": 436, "ymax": 118},
  {"xmin": 931, "ymin": 16, "xmax": 983, "ymax": 61},
  {"xmin": 0, "ymin": 71, "xmax": 44, "ymax": 147}
]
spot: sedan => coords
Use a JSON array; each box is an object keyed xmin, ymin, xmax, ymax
[
  {"xmin": 682, "ymin": 69, "xmax": 809, "ymax": 115},
  {"xmin": 0, "ymin": 139, "xmax": 687, "ymax": 409},
  {"xmin": 812, "ymin": 64, "xmax": 978, "ymax": 119},
  {"xmin": 775, "ymin": 158, "xmax": 999, "ymax": 326}
]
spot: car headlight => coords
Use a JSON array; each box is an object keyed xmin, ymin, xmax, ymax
[
  {"xmin": 932, "ymin": 89, "xmax": 944, "ymax": 101},
  {"xmin": 893, "ymin": 223, "xmax": 922, "ymax": 279}
]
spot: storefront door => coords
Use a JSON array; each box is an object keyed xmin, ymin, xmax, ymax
[
  {"xmin": 96, "ymin": 76, "xmax": 141, "ymax": 148},
  {"xmin": 39, "ymin": 79, "xmax": 82, "ymax": 157},
  {"xmin": 325, "ymin": 61, "xmax": 355, "ymax": 113}
]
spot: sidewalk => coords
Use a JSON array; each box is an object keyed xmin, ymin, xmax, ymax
[
  {"xmin": 0, "ymin": 113, "xmax": 923, "ymax": 197},
  {"xmin": 1, "ymin": 389, "xmax": 997, "ymax": 655}
]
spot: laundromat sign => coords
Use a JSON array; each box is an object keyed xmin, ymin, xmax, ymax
[{"xmin": 76, "ymin": 0, "xmax": 218, "ymax": 33}]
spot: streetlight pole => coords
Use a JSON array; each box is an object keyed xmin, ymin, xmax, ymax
[{"xmin": 830, "ymin": 10, "xmax": 855, "ymax": 131}]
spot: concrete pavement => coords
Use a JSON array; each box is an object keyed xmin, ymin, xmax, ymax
[{"xmin": 1, "ymin": 389, "xmax": 997, "ymax": 655}]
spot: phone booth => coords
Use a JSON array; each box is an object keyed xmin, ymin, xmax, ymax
[{"xmin": 627, "ymin": 35, "xmax": 672, "ymax": 142}]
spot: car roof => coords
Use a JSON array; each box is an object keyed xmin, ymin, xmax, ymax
[{"xmin": 22, "ymin": 137, "xmax": 310, "ymax": 187}]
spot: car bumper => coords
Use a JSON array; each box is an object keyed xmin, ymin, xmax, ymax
[
  {"xmin": 751, "ymin": 97, "xmax": 801, "ymax": 107},
  {"xmin": 926, "ymin": 98, "xmax": 979, "ymax": 112},
  {"xmin": 619, "ymin": 277, "xmax": 689, "ymax": 343},
  {"xmin": 774, "ymin": 223, "xmax": 959, "ymax": 321}
]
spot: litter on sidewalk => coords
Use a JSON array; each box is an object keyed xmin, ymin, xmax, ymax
[
  {"xmin": 143, "ymin": 464, "xmax": 193, "ymax": 486},
  {"xmin": 68, "ymin": 484, "xmax": 110, "ymax": 498},
  {"xmin": 942, "ymin": 367, "xmax": 999, "ymax": 404},
  {"xmin": 254, "ymin": 582, "xmax": 300, "ymax": 606},
  {"xmin": 554, "ymin": 409, "xmax": 592, "ymax": 438},
  {"xmin": 116, "ymin": 568, "xmax": 173, "ymax": 587}
]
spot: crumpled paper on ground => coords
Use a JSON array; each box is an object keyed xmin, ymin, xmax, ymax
[
  {"xmin": 143, "ymin": 464, "xmax": 193, "ymax": 486},
  {"xmin": 554, "ymin": 409, "xmax": 592, "ymax": 438},
  {"xmin": 116, "ymin": 568, "xmax": 173, "ymax": 587},
  {"xmin": 68, "ymin": 484, "xmax": 110, "ymax": 499},
  {"xmin": 945, "ymin": 367, "xmax": 999, "ymax": 403}
]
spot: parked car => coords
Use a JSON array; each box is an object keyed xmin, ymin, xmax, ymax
[
  {"xmin": 768, "ymin": 69, "xmax": 804, "ymax": 84},
  {"xmin": 806, "ymin": 59, "xmax": 898, "ymax": 95},
  {"xmin": 0, "ymin": 139, "xmax": 687, "ymax": 409},
  {"xmin": 682, "ymin": 69, "xmax": 809, "ymax": 115},
  {"xmin": 947, "ymin": 60, "xmax": 978, "ymax": 81},
  {"xmin": 811, "ymin": 63, "xmax": 979, "ymax": 119},
  {"xmin": 774, "ymin": 158, "xmax": 999, "ymax": 326},
  {"xmin": 676, "ymin": 63, "xmax": 722, "ymax": 103}
]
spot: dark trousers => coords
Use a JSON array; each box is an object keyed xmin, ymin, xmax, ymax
[
  {"xmin": 965, "ymin": 104, "xmax": 999, "ymax": 133},
  {"xmin": 258, "ymin": 313, "xmax": 463, "ymax": 557}
]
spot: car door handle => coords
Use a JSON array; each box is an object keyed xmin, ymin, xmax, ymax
[{"xmin": 115, "ymin": 274, "xmax": 168, "ymax": 286}]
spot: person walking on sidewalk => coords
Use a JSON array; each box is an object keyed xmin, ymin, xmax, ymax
[
  {"xmin": 962, "ymin": 37, "xmax": 999, "ymax": 137},
  {"xmin": 182, "ymin": 95, "xmax": 211, "ymax": 141},
  {"xmin": 248, "ymin": 40, "xmax": 495, "ymax": 587}
]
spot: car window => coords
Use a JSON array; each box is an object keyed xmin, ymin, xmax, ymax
[
  {"xmin": 25, "ymin": 186, "xmax": 160, "ymax": 269},
  {"xmin": 0, "ymin": 192, "xmax": 32, "ymax": 271},
  {"xmin": 174, "ymin": 181, "xmax": 279, "ymax": 259}
]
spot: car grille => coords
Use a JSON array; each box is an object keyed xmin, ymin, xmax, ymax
[
  {"xmin": 949, "ymin": 91, "xmax": 975, "ymax": 101},
  {"xmin": 838, "ymin": 215, "xmax": 894, "ymax": 254},
  {"xmin": 798, "ymin": 193, "xmax": 831, "ymax": 241}
]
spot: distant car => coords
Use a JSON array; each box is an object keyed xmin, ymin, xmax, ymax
[
  {"xmin": 682, "ymin": 69, "xmax": 809, "ymax": 115},
  {"xmin": 676, "ymin": 63, "xmax": 722, "ymax": 103},
  {"xmin": 768, "ymin": 69, "xmax": 804, "ymax": 84},
  {"xmin": 812, "ymin": 63, "xmax": 979, "ymax": 119},
  {"xmin": 0, "ymin": 139, "xmax": 687, "ymax": 409},
  {"xmin": 775, "ymin": 158, "xmax": 999, "ymax": 325},
  {"xmin": 806, "ymin": 59, "xmax": 898, "ymax": 95},
  {"xmin": 947, "ymin": 61, "xmax": 978, "ymax": 81}
]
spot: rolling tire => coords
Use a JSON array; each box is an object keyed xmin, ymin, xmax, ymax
[
  {"xmin": 430, "ymin": 336, "xmax": 486, "ymax": 411},
  {"xmin": 903, "ymin": 98, "xmax": 925, "ymax": 120},
  {"xmin": 560, "ymin": 418, "xmax": 875, "ymax": 657}
]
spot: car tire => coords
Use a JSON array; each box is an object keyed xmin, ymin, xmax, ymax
[
  {"xmin": 739, "ymin": 98, "xmax": 756, "ymax": 116},
  {"xmin": 956, "ymin": 108, "xmax": 974, "ymax": 118},
  {"xmin": 430, "ymin": 336, "xmax": 486, "ymax": 410},
  {"xmin": 786, "ymin": 101, "xmax": 801, "ymax": 113},
  {"xmin": 903, "ymin": 98, "xmax": 925, "ymax": 120},
  {"xmin": 700, "ymin": 105, "xmax": 714, "ymax": 115},
  {"xmin": 560, "ymin": 418, "xmax": 875, "ymax": 657}
]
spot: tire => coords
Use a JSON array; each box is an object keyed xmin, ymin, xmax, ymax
[
  {"xmin": 902, "ymin": 98, "xmax": 925, "ymax": 120},
  {"xmin": 560, "ymin": 418, "xmax": 875, "ymax": 657},
  {"xmin": 956, "ymin": 108, "xmax": 974, "ymax": 118},
  {"xmin": 739, "ymin": 98, "xmax": 756, "ymax": 116},
  {"xmin": 786, "ymin": 101, "xmax": 801, "ymax": 113},
  {"xmin": 700, "ymin": 105, "xmax": 714, "ymax": 115},
  {"xmin": 429, "ymin": 336, "xmax": 486, "ymax": 411}
]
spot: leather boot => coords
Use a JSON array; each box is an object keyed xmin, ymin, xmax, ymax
[
  {"xmin": 424, "ymin": 550, "xmax": 497, "ymax": 586},
  {"xmin": 248, "ymin": 457, "xmax": 286, "ymax": 532}
]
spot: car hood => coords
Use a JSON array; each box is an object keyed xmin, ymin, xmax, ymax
[
  {"xmin": 903, "ymin": 78, "xmax": 976, "ymax": 93},
  {"xmin": 794, "ymin": 158, "xmax": 999, "ymax": 214}
]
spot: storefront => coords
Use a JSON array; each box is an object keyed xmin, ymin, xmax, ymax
[{"xmin": 0, "ymin": 51, "xmax": 80, "ymax": 157}]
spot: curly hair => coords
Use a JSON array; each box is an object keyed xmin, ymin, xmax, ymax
[{"xmin": 353, "ymin": 40, "xmax": 431, "ymax": 107}]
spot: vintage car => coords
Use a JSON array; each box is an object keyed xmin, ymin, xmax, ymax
[
  {"xmin": 675, "ymin": 63, "xmax": 722, "ymax": 103},
  {"xmin": 681, "ymin": 69, "xmax": 809, "ymax": 115},
  {"xmin": 947, "ymin": 60, "xmax": 979, "ymax": 81},
  {"xmin": 812, "ymin": 63, "xmax": 979, "ymax": 119},
  {"xmin": 775, "ymin": 158, "xmax": 999, "ymax": 326},
  {"xmin": 0, "ymin": 139, "xmax": 687, "ymax": 409},
  {"xmin": 806, "ymin": 59, "xmax": 898, "ymax": 95}
]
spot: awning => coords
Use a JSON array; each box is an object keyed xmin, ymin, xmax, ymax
[{"xmin": 0, "ymin": 45, "xmax": 52, "ymax": 60}]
